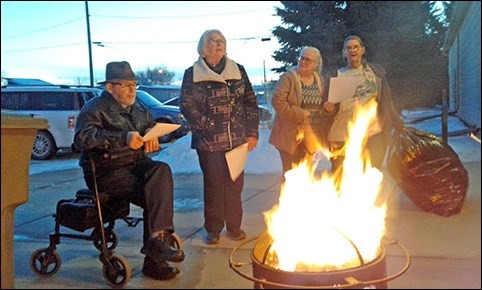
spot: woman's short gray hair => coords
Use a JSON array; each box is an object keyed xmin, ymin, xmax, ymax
[
  {"xmin": 298, "ymin": 46, "xmax": 323, "ymax": 74},
  {"xmin": 197, "ymin": 29, "xmax": 227, "ymax": 57}
]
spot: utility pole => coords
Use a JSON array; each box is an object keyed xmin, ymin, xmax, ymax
[
  {"xmin": 263, "ymin": 60, "xmax": 267, "ymax": 84},
  {"xmin": 85, "ymin": 1, "xmax": 94, "ymax": 87}
]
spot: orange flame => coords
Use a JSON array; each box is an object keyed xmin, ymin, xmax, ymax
[{"xmin": 263, "ymin": 99, "xmax": 386, "ymax": 272}]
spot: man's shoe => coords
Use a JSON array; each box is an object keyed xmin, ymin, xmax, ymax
[
  {"xmin": 142, "ymin": 256, "xmax": 180, "ymax": 281},
  {"xmin": 226, "ymin": 229, "xmax": 246, "ymax": 241},
  {"xmin": 205, "ymin": 232, "xmax": 220, "ymax": 244},
  {"xmin": 141, "ymin": 231, "xmax": 185, "ymax": 262}
]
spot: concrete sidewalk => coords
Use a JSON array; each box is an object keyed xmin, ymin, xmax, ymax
[{"xmin": 13, "ymin": 159, "xmax": 481, "ymax": 288}]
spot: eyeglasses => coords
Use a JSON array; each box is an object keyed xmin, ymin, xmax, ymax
[
  {"xmin": 346, "ymin": 46, "xmax": 361, "ymax": 52},
  {"xmin": 299, "ymin": 56, "xmax": 314, "ymax": 64},
  {"xmin": 209, "ymin": 39, "xmax": 225, "ymax": 45},
  {"xmin": 111, "ymin": 82, "xmax": 137, "ymax": 89}
]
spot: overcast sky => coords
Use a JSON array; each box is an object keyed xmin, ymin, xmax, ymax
[{"xmin": 1, "ymin": 1, "xmax": 283, "ymax": 86}]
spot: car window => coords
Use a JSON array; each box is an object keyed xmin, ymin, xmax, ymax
[
  {"xmin": 136, "ymin": 90, "xmax": 164, "ymax": 107},
  {"xmin": 163, "ymin": 97, "xmax": 180, "ymax": 106},
  {"xmin": 1, "ymin": 92, "xmax": 20, "ymax": 109},
  {"xmin": 2, "ymin": 91, "xmax": 78, "ymax": 110}
]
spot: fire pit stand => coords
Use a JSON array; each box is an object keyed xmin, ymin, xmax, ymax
[{"xmin": 229, "ymin": 233, "xmax": 410, "ymax": 289}]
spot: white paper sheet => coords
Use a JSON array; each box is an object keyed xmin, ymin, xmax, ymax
[
  {"xmin": 225, "ymin": 143, "xmax": 249, "ymax": 181},
  {"xmin": 328, "ymin": 77, "xmax": 361, "ymax": 103},
  {"xmin": 142, "ymin": 123, "xmax": 181, "ymax": 141}
]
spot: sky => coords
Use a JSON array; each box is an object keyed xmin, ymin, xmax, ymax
[
  {"xmin": 29, "ymin": 107, "xmax": 481, "ymax": 176},
  {"xmin": 1, "ymin": 1, "xmax": 283, "ymax": 86}
]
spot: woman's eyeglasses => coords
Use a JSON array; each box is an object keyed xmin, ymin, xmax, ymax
[
  {"xmin": 209, "ymin": 39, "xmax": 225, "ymax": 45},
  {"xmin": 346, "ymin": 46, "xmax": 360, "ymax": 52},
  {"xmin": 299, "ymin": 56, "xmax": 314, "ymax": 64}
]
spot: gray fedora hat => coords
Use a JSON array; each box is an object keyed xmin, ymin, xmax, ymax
[{"xmin": 98, "ymin": 61, "xmax": 136, "ymax": 84}]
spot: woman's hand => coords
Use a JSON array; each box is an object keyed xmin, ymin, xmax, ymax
[
  {"xmin": 323, "ymin": 102, "xmax": 335, "ymax": 113},
  {"xmin": 247, "ymin": 136, "xmax": 258, "ymax": 152}
]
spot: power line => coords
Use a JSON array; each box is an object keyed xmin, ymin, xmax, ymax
[
  {"xmin": 2, "ymin": 42, "xmax": 85, "ymax": 53},
  {"xmin": 92, "ymin": 8, "xmax": 273, "ymax": 19},
  {"xmin": 2, "ymin": 37, "xmax": 270, "ymax": 53},
  {"xmin": 1, "ymin": 17, "xmax": 84, "ymax": 40},
  {"xmin": 2, "ymin": 8, "xmax": 274, "ymax": 40}
]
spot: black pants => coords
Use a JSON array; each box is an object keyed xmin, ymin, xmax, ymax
[
  {"xmin": 83, "ymin": 157, "xmax": 174, "ymax": 245},
  {"xmin": 277, "ymin": 144, "xmax": 314, "ymax": 180},
  {"xmin": 197, "ymin": 150, "xmax": 244, "ymax": 234}
]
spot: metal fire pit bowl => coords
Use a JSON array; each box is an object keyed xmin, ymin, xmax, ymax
[{"xmin": 229, "ymin": 232, "xmax": 410, "ymax": 289}]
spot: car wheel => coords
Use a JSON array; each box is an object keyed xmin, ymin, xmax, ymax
[{"xmin": 32, "ymin": 131, "xmax": 56, "ymax": 160}]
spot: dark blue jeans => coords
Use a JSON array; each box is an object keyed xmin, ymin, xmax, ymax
[{"xmin": 196, "ymin": 150, "xmax": 244, "ymax": 234}]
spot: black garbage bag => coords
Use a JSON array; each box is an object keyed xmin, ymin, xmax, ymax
[{"xmin": 387, "ymin": 126, "xmax": 468, "ymax": 217}]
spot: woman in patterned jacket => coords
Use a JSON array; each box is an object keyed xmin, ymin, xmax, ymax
[{"xmin": 180, "ymin": 29, "xmax": 259, "ymax": 245}]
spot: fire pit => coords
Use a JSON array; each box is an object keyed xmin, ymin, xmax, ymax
[
  {"xmin": 230, "ymin": 232, "xmax": 410, "ymax": 289},
  {"xmin": 230, "ymin": 101, "xmax": 410, "ymax": 288}
]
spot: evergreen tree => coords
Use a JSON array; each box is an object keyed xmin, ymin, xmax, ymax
[{"xmin": 272, "ymin": 1, "xmax": 449, "ymax": 109}]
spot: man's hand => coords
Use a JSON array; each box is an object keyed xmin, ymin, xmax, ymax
[
  {"xmin": 247, "ymin": 136, "xmax": 258, "ymax": 152},
  {"xmin": 128, "ymin": 132, "xmax": 144, "ymax": 150},
  {"xmin": 144, "ymin": 138, "xmax": 160, "ymax": 154}
]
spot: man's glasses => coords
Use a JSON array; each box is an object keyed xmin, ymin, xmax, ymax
[
  {"xmin": 299, "ymin": 56, "xmax": 314, "ymax": 64},
  {"xmin": 111, "ymin": 82, "xmax": 137, "ymax": 89}
]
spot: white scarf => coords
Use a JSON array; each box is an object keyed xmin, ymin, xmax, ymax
[{"xmin": 193, "ymin": 56, "xmax": 242, "ymax": 83}]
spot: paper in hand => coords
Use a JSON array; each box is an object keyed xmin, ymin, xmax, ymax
[
  {"xmin": 328, "ymin": 77, "xmax": 360, "ymax": 103},
  {"xmin": 142, "ymin": 123, "xmax": 181, "ymax": 142},
  {"xmin": 225, "ymin": 143, "xmax": 249, "ymax": 181}
]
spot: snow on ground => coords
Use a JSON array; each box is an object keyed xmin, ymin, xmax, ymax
[{"xmin": 29, "ymin": 106, "xmax": 480, "ymax": 176}]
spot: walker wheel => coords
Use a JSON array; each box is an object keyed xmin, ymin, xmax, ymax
[
  {"xmin": 102, "ymin": 254, "xmax": 131, "ymax": 288},
  {"xmin": 30, "ymin": 248, "xmax": 62, "ymax": 277},
  {"xmin": 171, "ymin": 233, "xmax": 182, "ymax": 249},
  {"xmin": 93, "ymin": 228, "xmax": 119, "ymax": 251}
]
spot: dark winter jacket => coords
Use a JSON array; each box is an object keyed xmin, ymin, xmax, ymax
[
  {"xmin": 74, "ymin": 91, "xmax": 155, "ymax": 173},
  {"xmin": 180, "ymin": 57, "xmax": 259, "ymax": 152}
]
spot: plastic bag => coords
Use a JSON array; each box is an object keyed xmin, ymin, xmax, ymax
[{"xmin": 387, "ymin": 127, "xmax": 468, "ymax": 217}]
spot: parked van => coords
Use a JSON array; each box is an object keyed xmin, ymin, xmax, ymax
[{"xmin": 1, "ymin": 85, "xmax": 101, "ymax": 160}]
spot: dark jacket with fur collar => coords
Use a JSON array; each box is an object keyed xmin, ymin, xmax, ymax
[{"xmin": 180, "ymin": 57, "xmax": 259, "ymax": 152}]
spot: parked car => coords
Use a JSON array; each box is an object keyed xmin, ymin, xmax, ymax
[
  {"xmin": 161, "ymin": 96, "xmax": 272, "ymax": 123},
  {"xmin": 1, "ymin": 85, "xmax": 101, "ymax": 160},
  {"xmin": 137, "ymin": 84, "xmax": 181, "ymax": 103},
  {"xmin": 135, "ymin": 90, "xmax": 189, "ymax": 143}
]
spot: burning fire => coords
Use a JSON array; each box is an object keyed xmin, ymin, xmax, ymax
[{"xmin": 263, "ymin": 99, "xmax": 387, "ymax": 272}]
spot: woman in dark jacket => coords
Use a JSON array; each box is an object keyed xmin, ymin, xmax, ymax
[
  {"xmin": 324, "ymin": 35, "xmax": 403, "ymax": 180},
  {"xmin": 180, "ymin": 29, "xmax": 259, "ymax": 245}
]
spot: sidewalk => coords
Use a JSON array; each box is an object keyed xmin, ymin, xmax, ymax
[{"xmin": 12, "ymin": 135, "xmax": 481, "ymax": 289}]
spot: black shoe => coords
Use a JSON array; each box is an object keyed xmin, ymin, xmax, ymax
[
  {"xmin": 141, "ymin": 231, "xmax": 185, "ymax": 262},
  {"xmin": 205, "ymin": 232, "xmax": 220, "ymax": 244},
  {"xmin": 142, "ymin": 256, "xmax": 180, "ymax": 281},
  {"xmin": 226, "ymin": 229, "xmax": 246, "ymax": 241}
]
